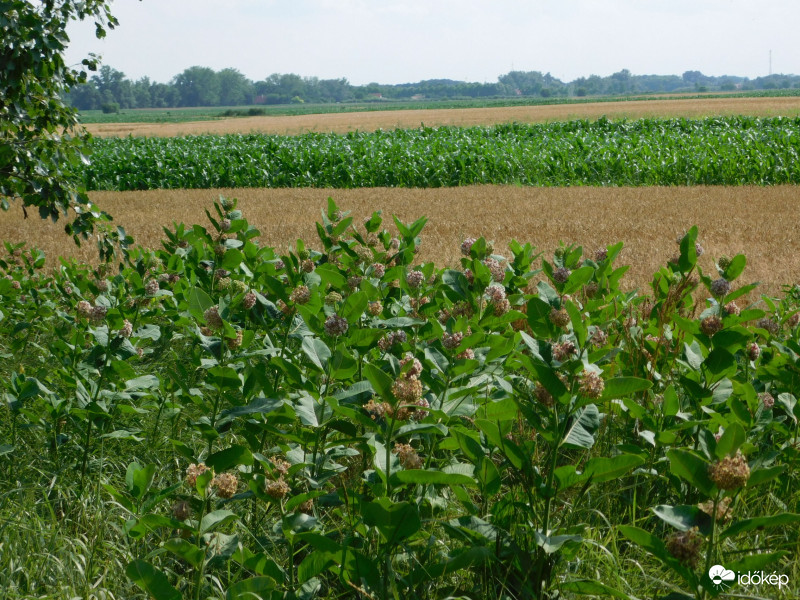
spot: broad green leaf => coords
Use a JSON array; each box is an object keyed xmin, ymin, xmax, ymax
[
  {"xmin": 601, "ymin": 376, "xmax": 653, "ymax": 399},
  {"xmin": 200, "ymin": 509, "xmax": 238, "ymax": 535},
  {"xmin": 226, "ymin": 577, "xmax": 277, "ymax": 600},
  {"xmin": 126, "ymin": 560, "xmax": 181, "ymax": 600},
  {"xmin": 164, "ymin": 538, "xmax": 204, "ymax": 568},
  {"xmin": 720, "ymin": 513, "xmax": 800, "ymax": 539},
  {"xmin": 394, "ymin": 469, "xmax": 477, "ymax": 487},
  {"xmin": 667, "ymin": 449, "xmax": 715, "ymax": 497},
  {"xmin": 301, "ymin": 336, "xmax": 331, "ymax": 372}
]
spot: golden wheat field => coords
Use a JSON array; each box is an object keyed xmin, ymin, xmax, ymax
[
  {"xmin": 3, "ymin": 185, "xmax": 798, "ymax": 295},
  {"xmin": 85, "ymin": 96, "xmax": 800, "ymax": 137}
]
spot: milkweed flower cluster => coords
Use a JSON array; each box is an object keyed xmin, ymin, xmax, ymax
[
  {"xmin": 553, "ymin": 267, "xmax": 571, "ymax": 284},
  {"xmin": 290, "ymin": 285, "xmax": 311, "ymax": 304},
  {"xmin": 211, "ymin": 472, "xmax": 239, "ymax": 499},
  {"xmin": 204, "ymin": 306, "xmax": 224, "ymax": 330},
  {"xmin": 708, "ymin": 452, "xmax": 750, "ymax": 490},
  {"xmin": 242, "ymin": 291, "xmax": 257, "ymax": 309},
  {"xmin": 119, "ymin": 319, "xmax": 133, "ymax": 339},
  {"xmin": 710, "ymin": 278, "xmax": 731, "ymax": 298},
  {"xmin": 324, "ymin": 314, "xmax": 349, "ymax": 337},
  {"xmin": 579, "ymin": 370, "xmax": 605, "ymax": 399},
  {"xmin": 406, "ymin": 270, "xmax": 424, "ymax": 289},
  {"xmin": 549, "ymin": 308, "xmax": 570, "ymax": 328},
  {"xmin": 700, "ymin": 315, "xmax": 723, "ymax": 337},
  {"xmin": 484, "ymin": 258, "xmax": 505, "ymax": 282},
  {"xmin": 186, "ymin": 463, "xmax": 209, "ymax": 487},
  {"xmin": 485, "ymin": 284, "xmax": 510, "ymax": 316},
  {"xmin": 393, "ymin": 443, "xmax": 423, "ymax": 469},
  {"xmin": 460, "ymin": 237, "xmax": 476, "ymax": 256},
  {"xmin": 377, "ymin": 330, "xmax": 407, "ymax": 351},
  {"xmin": 665, "ymin": 528, "xmax": 703, "ymax": 568}
]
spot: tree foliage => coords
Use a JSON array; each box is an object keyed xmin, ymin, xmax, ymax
[{"xmin": 0, "ymin": 0, "xmax": 122, "ymax": 248}]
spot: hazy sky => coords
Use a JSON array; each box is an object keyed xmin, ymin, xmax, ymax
[{"xmin": 64, "ymin": 0, "xmax": 799, "ymax": 86}]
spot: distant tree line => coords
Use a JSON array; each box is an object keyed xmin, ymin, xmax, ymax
[{"xmin": 67, "ymin": 65, "xmax": 800, "ymax": 110}]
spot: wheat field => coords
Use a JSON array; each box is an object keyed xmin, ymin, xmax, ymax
[
  {"xmin": 84, "ymin": 96, "xmax": 800, "ymax": 137},
  {"xmin": 3, "ymin": 185, "xmax": 797, "ymax": 295}
]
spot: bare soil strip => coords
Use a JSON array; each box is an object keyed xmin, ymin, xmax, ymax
[
  {"xmin": 4, "ymin": 185, "xmax": 797, "ymax": 295},
  {"xmin": 85, "ymin": 97, "xmax": 800, "ymax": 138}
]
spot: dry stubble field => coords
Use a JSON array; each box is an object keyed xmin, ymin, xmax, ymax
[
  {"xmin": 2, "ymin": 96, "xmax": 798, "ymax": 295},
  {"xmin": 3, "ymin": 185, "xmax": 798, "ymax": 295}
]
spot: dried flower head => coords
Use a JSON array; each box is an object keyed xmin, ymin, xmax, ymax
[
  {"xmin": 364, "ymin": 398, "xmax": 387, "ymax": 420},
  {"xmin": 665, "ymin": 527, "xmax": 703, "ymax": 568},
  {"xmin": 301, "ymin": 259, "xmax": 315, "ymax": 273},
  {"xmin": 708, "ymin": 452, "xmax": 750, "ymax": 490},
  {"xmin": 787, "ymin": 312, "xmax": 800, "ymax": 328},
  {"xmin": 186, "ymin": 463, "xmax": 209, "ymax": 488},
  {"xmin": 583, "ymin": 282, "xmax": 599, "ymax": 298},
  {"xmin": 347, "ymin": 276, "xmax": 363, "ymax": 290},
  {"xmin": 211, "ymin": 472, "xmax": 239, "ymax": 499}
]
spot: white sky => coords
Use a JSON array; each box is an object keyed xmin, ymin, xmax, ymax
[{"xmin": 64, "ymin": 0, "xmax": 800, "ymax": 86}]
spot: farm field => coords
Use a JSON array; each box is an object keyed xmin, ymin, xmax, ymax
[
  {"xmin": 84, "ymin": 96, "xmax": 800, "ymax": 137},
  {"xmin": 4, "ymin": 89, "xmax": 800, "ymax": 600},
  {"xmin": 3, "ymin": 185, "xmax": 797, "ymax": 295},
  {"xmin": 83, "ymin": 117, "xmax": 800, "ymax": 190}
]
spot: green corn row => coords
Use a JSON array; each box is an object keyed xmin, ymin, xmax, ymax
[{"xmin": 83, "ymin": 116, "xmax": 800, "ymax": 190}]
